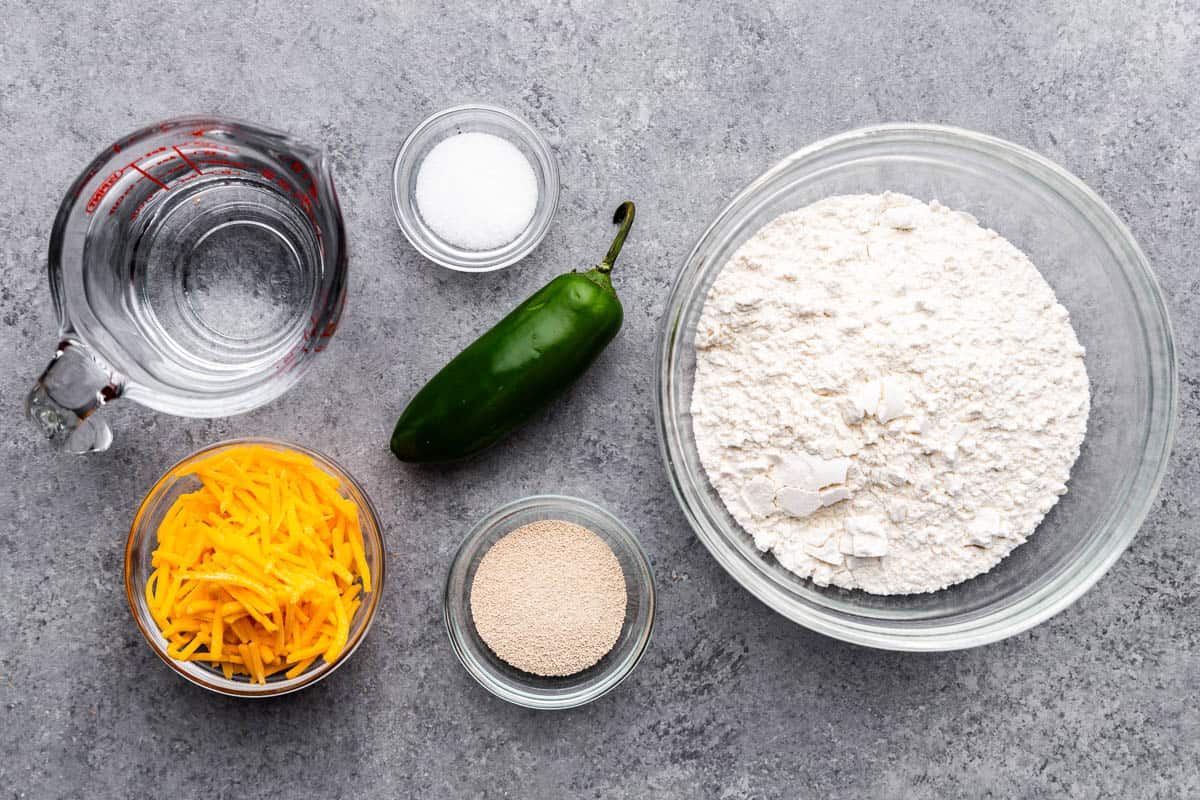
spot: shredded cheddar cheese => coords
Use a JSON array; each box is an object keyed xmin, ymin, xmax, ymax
[{"xmin": 146, "ymin": 445, "xmax": 371, "ymax": 684}]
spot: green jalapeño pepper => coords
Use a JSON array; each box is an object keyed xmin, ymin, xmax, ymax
[{"xmin": 390, "ymin": 202, "xmax": 636, "ymax": 463}]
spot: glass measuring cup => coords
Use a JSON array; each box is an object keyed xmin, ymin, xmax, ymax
[{"xmin": 26, "ymin": 117, "xmax": 347, "ymax": 453}]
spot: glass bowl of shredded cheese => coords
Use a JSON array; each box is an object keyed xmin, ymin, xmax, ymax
[{"xmin": 125, "ymin": 438, "xmax": 386, "ymax": 696}]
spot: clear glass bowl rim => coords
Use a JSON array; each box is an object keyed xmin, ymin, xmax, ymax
[
  {"xmin": 390, "ymin": 103, "xmax": 561, "ymax": 272},
  {"xmin": 443, "ymin": 494, "xmax": 656, "ymax": 709},
  {"xmin": 124, "ymin": 437, "xmax": 387, "ymax": 696},
  {"xmin": 655, "ymin": 122, "xmax": 1178, "ymax": 652}
]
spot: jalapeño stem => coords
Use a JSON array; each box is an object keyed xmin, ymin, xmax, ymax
[{"xmin": 598, "ymin": 201, "xmax": 636, "ymax": 275}]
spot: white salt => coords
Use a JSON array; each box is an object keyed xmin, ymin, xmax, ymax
[{"xmin": 414, "ymin": 132, "xmax": 539, "ymax": 251}]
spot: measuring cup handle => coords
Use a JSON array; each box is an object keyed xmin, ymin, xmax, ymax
[{"xmin": 26, "ymin": 341, "xmax": 122, "ymax": 454}]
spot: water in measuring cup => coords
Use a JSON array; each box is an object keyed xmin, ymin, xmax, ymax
[
  {"xmin": 113, "ymin": 176, "xmax": 320, "ymax": 389},
  {"xmin": 28, "ymin": 118, "xmax": 346, "ymax": 452}
]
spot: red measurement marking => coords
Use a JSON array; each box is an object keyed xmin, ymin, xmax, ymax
[
  {"xmin": 107, "ymin": 181, "xmax": 137, "ymax": 216},
  {"xmin": 173, "ymin": 146, "xmax": 203, "ymax": 175},
  {"xmin": 191, "ymin": 141, "xmax": 237, "ymax": 153},
  {"xmin": 129, "ymin": 184, "xmax": 168, "ymax": 221},
  {"xmin": 129, "ymin": 162, "xmax": 168, "ymax": 190},
  {"xmin": 86, "ymin": 168, "xmax": 124, "ymax": 213}
]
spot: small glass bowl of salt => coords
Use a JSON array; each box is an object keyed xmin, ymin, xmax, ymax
[{"xmin": 392, "ymin": 104, "xmax": 560, "ymax": 272}]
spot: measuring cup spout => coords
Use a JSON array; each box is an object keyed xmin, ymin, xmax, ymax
[{"xmin": 26, "ymin": 341, "xmax": 123, "ymax": 454}]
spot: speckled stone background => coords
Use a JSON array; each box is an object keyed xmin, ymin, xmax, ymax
[{"xmin": 1, "ymin": 1, "xmax": 1197, "ymax": 797}]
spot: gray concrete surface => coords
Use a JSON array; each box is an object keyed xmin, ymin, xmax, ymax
[{"xmin": 1, "ymin": 1, "xmax": 1197, "ymax": 797}]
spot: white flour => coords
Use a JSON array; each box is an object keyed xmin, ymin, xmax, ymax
[{"xmin": 691, "ymin": 193, "xmax": 1090, "ymax": 594}]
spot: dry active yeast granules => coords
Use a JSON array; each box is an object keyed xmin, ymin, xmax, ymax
[
  {"xmin": 470, "ymin": 520, "xmax": 627, "ymax": 676},
  {"xmin": 691, "ymin": 192, "xmax": 1090, "ymax": 595}
]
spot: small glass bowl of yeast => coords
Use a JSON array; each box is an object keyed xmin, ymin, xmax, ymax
[
  {"xmin": 444, "ymin": 495, "xmax": 655, "ymax": 710},
  {"xmin": 125, "ymin": 438, "xmax": 385, "ymax": 696}
]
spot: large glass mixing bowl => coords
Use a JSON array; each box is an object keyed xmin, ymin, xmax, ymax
[{"xmin": 657, "ymin": 124, "xmax": 1177, "ymax": 651}]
